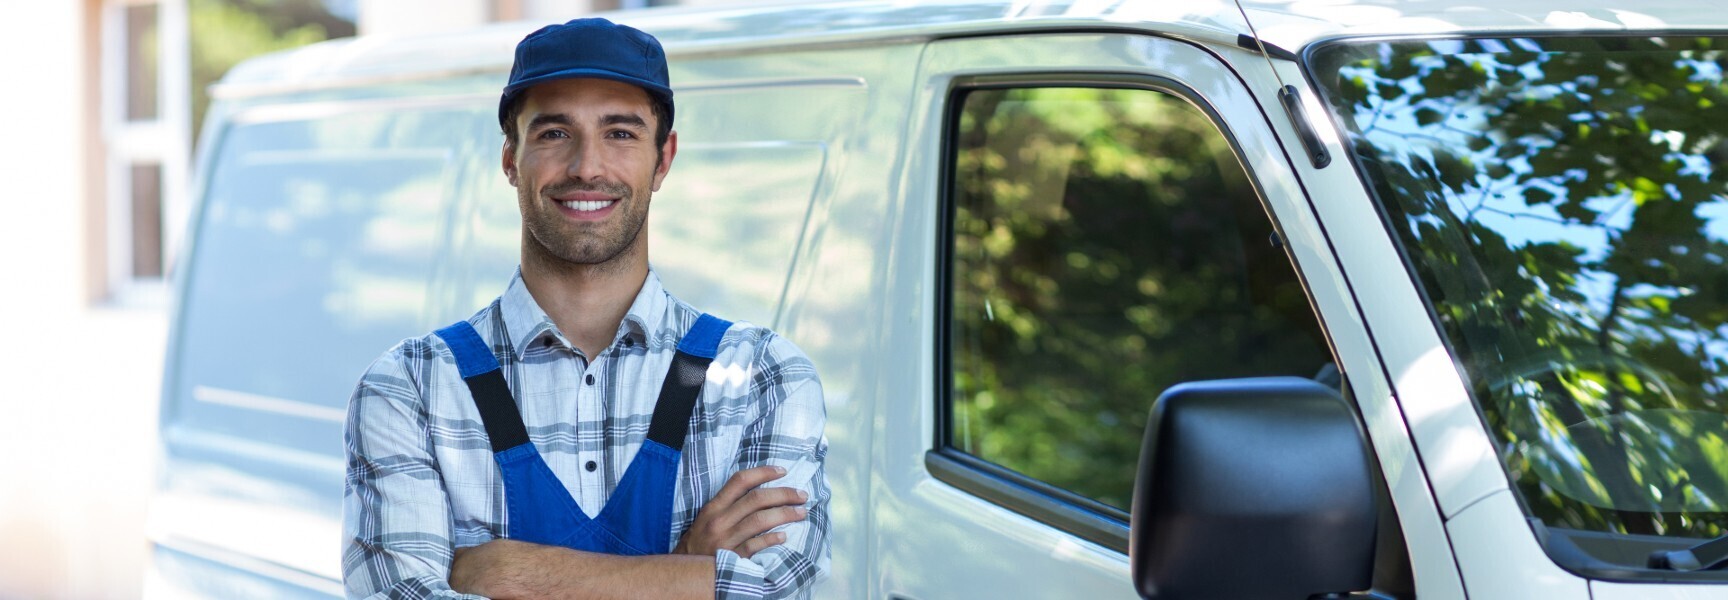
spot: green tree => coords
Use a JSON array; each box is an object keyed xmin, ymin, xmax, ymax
[{"xmin": 190, "ymin": 0, "xmax": 353, "ymax": 142}]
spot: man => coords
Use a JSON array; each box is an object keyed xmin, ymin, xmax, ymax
[{"xmin": 342, "ymin": 18, "xmax": 830, "ymax": 599}]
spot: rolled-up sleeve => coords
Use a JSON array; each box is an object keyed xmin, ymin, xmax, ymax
[
  {"xmin": 343, "ymin": 343, "xmax": 486, "ymax": 600},
  {"xmin": 715, "ymin": 336, "xmax": 832, "ymax": 600}
]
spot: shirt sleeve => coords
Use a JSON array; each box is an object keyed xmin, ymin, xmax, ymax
[
  {"xmin": 343, "ymin": 342, "xmax": 488, "ymax": 600},
  {"xmin": 714, "ymin": 336, "xmax": 832, "ymax": 600}
]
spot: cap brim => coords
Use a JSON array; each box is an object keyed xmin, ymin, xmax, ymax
[{"xmin": 498, "ymin": 67, "xmax": 673, "ymax": 126}]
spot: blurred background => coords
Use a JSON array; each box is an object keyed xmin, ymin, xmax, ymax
[{"xmin": 0, "ymin": 1, "xmax": 756, "ymax": 597}]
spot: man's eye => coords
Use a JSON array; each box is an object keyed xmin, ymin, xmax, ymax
[
  {"xmin": 607, "ymin": 130, "xmax": 637, "ymax": 140},
  {"xmin": 538, "ymin": 129, "xmax": 568, "ymax": 140}
]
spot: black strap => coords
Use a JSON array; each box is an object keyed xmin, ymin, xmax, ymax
[
  {"xmin": 435, "ymin": 321, "xmax": 532, "ymax": 454},
  {"xmin": 646, "ymin": 350, "xmax": 712, "ymax": 451},
  {"xmin": 462, "ymin": 369, "xmax": 531, "ymax": 453}
]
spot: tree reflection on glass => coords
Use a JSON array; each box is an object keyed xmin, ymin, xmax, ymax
[
  {"xmin": 948, "ymin": 87, "xmax": 1328, "ymax": 512},
  {"xmin": 1312, "ymin": 36, "xmax": 1728, "ymax": 539}
]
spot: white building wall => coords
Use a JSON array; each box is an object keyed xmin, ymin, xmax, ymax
[
  {"xmin": 0, "ymin": 2, "xmax": 170, "ymax": 598},
  {"xmin": 0, "ymin": 2, "xmax": 91, "ymax": 312}
]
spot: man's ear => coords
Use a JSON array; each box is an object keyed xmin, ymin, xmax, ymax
[
  {"xmin": 501, "ymin": 139, "xmax": 519, "ymax": 188},
  {"xmin": 650, "ymin": 130, "xmax": 678, "ymax": 193}
]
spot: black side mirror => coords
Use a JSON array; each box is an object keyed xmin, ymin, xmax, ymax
[{"xmin": 1130, "ymin": 377, "xmax": 1377, "ymax": 599}]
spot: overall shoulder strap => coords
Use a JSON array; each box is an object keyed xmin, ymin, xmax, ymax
[
  {"xmin": 434, "ymin": 321, "xmax": 531, "ymax": 453},
  {"xmin": 646, "ymin": 314, "xmax": 733, "ymax": 451}
]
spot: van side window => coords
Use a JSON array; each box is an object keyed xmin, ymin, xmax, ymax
[{"xmin": 945, "ymin": 85, "xmax": 1330, "ymax": 517}]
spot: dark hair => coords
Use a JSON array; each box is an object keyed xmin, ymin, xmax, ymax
[{"xmin": 500, "ymin": 91, "xmax": 673, "ymax": 165}]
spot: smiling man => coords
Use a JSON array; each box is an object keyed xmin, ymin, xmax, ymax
[{"xmin": 342, "ymin": 18, "xmax": 830, "ymax": 599}]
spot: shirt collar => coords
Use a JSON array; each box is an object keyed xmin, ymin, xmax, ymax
[{"xmin": 499, "ymin": 267, "xmax": 670, "ymax": 360}]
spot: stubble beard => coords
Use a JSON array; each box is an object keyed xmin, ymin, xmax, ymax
[{"xmin": 519, "ymin": 179, "xmax": 648, "ymax": 272}]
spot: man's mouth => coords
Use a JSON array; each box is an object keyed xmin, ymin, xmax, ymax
[
  {"xmin": 558, "ymin": 199, "xmax": 616, "ymax": 212},
  {"xmin": 549, "ymin": 190, "xmax": 621, "ymax": 219}
]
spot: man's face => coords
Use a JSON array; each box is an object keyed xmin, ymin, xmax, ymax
[{"xmin": 504, "ymin": 77, "xmax": 674, "ymax": 268}]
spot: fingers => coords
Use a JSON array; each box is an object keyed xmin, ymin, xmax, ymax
[
  {"xmin": 682, "ymin": 465, "xmax": 810, "ymax": 558},
  {"xmin": 710, "ymin": 465, "xmax": 786, "ymax": 509},
  {"xmin": 714, "ymin": 487, "xmax": 805, "ymax": 546},
  {"xmin": 728, "ymin": 500, "xmax": 810, "ymax": 558},
  {"xmin": 737, "ymin": 485, "xmax": 807, "ymax": 514},
  {"xmin": 735, "ymin": 531, "xmax": 787, "ymax": 559},
  {"xmin": 721, "ymin": 504, "xmax": 807, "ymax": 549},
  {"xmin": 743, "ymin": 505, "xmax": 807, "ymax": 539}
]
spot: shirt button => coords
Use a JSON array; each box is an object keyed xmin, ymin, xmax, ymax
[
  {"xmin": 585, "ymin": 374, "xmax": 595, "ymax": 385},
  {"xmin": 585, "ymin": 460, "xmax": 598, "ymax": 472}
]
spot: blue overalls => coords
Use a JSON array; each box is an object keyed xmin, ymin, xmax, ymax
[{"xmin": 434, "ymin": 314, "xmax": 732, "ymax": 554}]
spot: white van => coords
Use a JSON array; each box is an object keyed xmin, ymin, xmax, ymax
[{"xmin": 149, "ymin": 0, "xmax": 1728, "ymax": 598}]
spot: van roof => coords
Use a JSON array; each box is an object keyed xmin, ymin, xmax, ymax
[{"xmin": 214, "ymin": 0, "xmax": 1728, "ymax": 98}]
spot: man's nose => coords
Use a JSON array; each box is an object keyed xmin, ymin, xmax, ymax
[{"xmin": 566, "ymin": 139, "xmax": 606, "ymax": 181}]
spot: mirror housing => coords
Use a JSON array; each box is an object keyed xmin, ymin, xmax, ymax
[{"xmin": 1130, "ymin": 377, "xmax": 1377, "ymax": 599}]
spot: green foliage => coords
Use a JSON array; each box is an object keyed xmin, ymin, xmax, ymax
[
  {"xmin": 1315, "ymin": 36, "xmax": 1728, "ymax": 539},
  {"xmin": 950, "ymin": 88, "xmax": 1328, "ymax": 511},
  {"xmin": 189, "ymin": 0, "xmax": 353, "ymax": 142}
]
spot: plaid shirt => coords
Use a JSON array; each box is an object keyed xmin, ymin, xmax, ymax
[{"xmin": 342, "ymin": 269, "xmax": 830, "ymax": 599}]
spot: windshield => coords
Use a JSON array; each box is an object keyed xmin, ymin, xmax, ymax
[{"xmin": 1309, "ymin": 35, "xmax": 1728, "ymax": 555}]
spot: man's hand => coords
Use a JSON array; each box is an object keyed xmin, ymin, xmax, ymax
[{"xmin": 675, "ymin": 465, "xmax": 808, "ymax": 559}]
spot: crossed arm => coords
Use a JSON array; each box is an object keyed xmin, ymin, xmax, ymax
[{"xmin": 447, "ymin": 466, "xmax": 809, "ymax": 599}]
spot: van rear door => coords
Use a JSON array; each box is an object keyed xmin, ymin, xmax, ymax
[{"xmin": 150, "ymin": 94, "xmax": 496, "ymax": 598}]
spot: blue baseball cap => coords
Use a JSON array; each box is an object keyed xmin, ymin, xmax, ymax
[{"xmin": 499, "ymin": 18, "xmax": 673, "ymax": 134}]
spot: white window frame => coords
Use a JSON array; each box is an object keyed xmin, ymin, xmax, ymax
[{"xmin": 101, "ymin": 0, "xmax": 188, "ymax": 305}]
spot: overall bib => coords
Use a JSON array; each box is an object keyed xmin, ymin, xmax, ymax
[{"xmin": 434, "ymin": 314, "xmax": 732, "ymax": 554}]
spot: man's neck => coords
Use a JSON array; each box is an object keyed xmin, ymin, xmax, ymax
[{"xmin": 520, "ymin": 244, "xmax": 648, "ymax": 360}]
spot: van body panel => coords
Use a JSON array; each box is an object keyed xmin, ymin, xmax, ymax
[
  {"xmin": 148, "ymin": 488, "xmax": 341, "ymax": 584},
  {"xmin": 649, "ymin": 63, "xmax": 876, "ymax": 326},
  {"xmin": 1448, "ymin": 490, "xmax": 1591, "ymax": 598},
  {"xmin": 147, "ymin": 427, "xmax": 347, "ymax": 592},
  {"xmin": 650, "ymin": 140, "xmax": 827, "ymax": 325},
  {"xmin": 146, "ymin": 541, "xmax": 343, "ymax": 599}
]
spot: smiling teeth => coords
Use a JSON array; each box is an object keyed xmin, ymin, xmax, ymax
[{"xmin": 560, "ymin": 200, "xmax": 612, "ymax": 211}]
